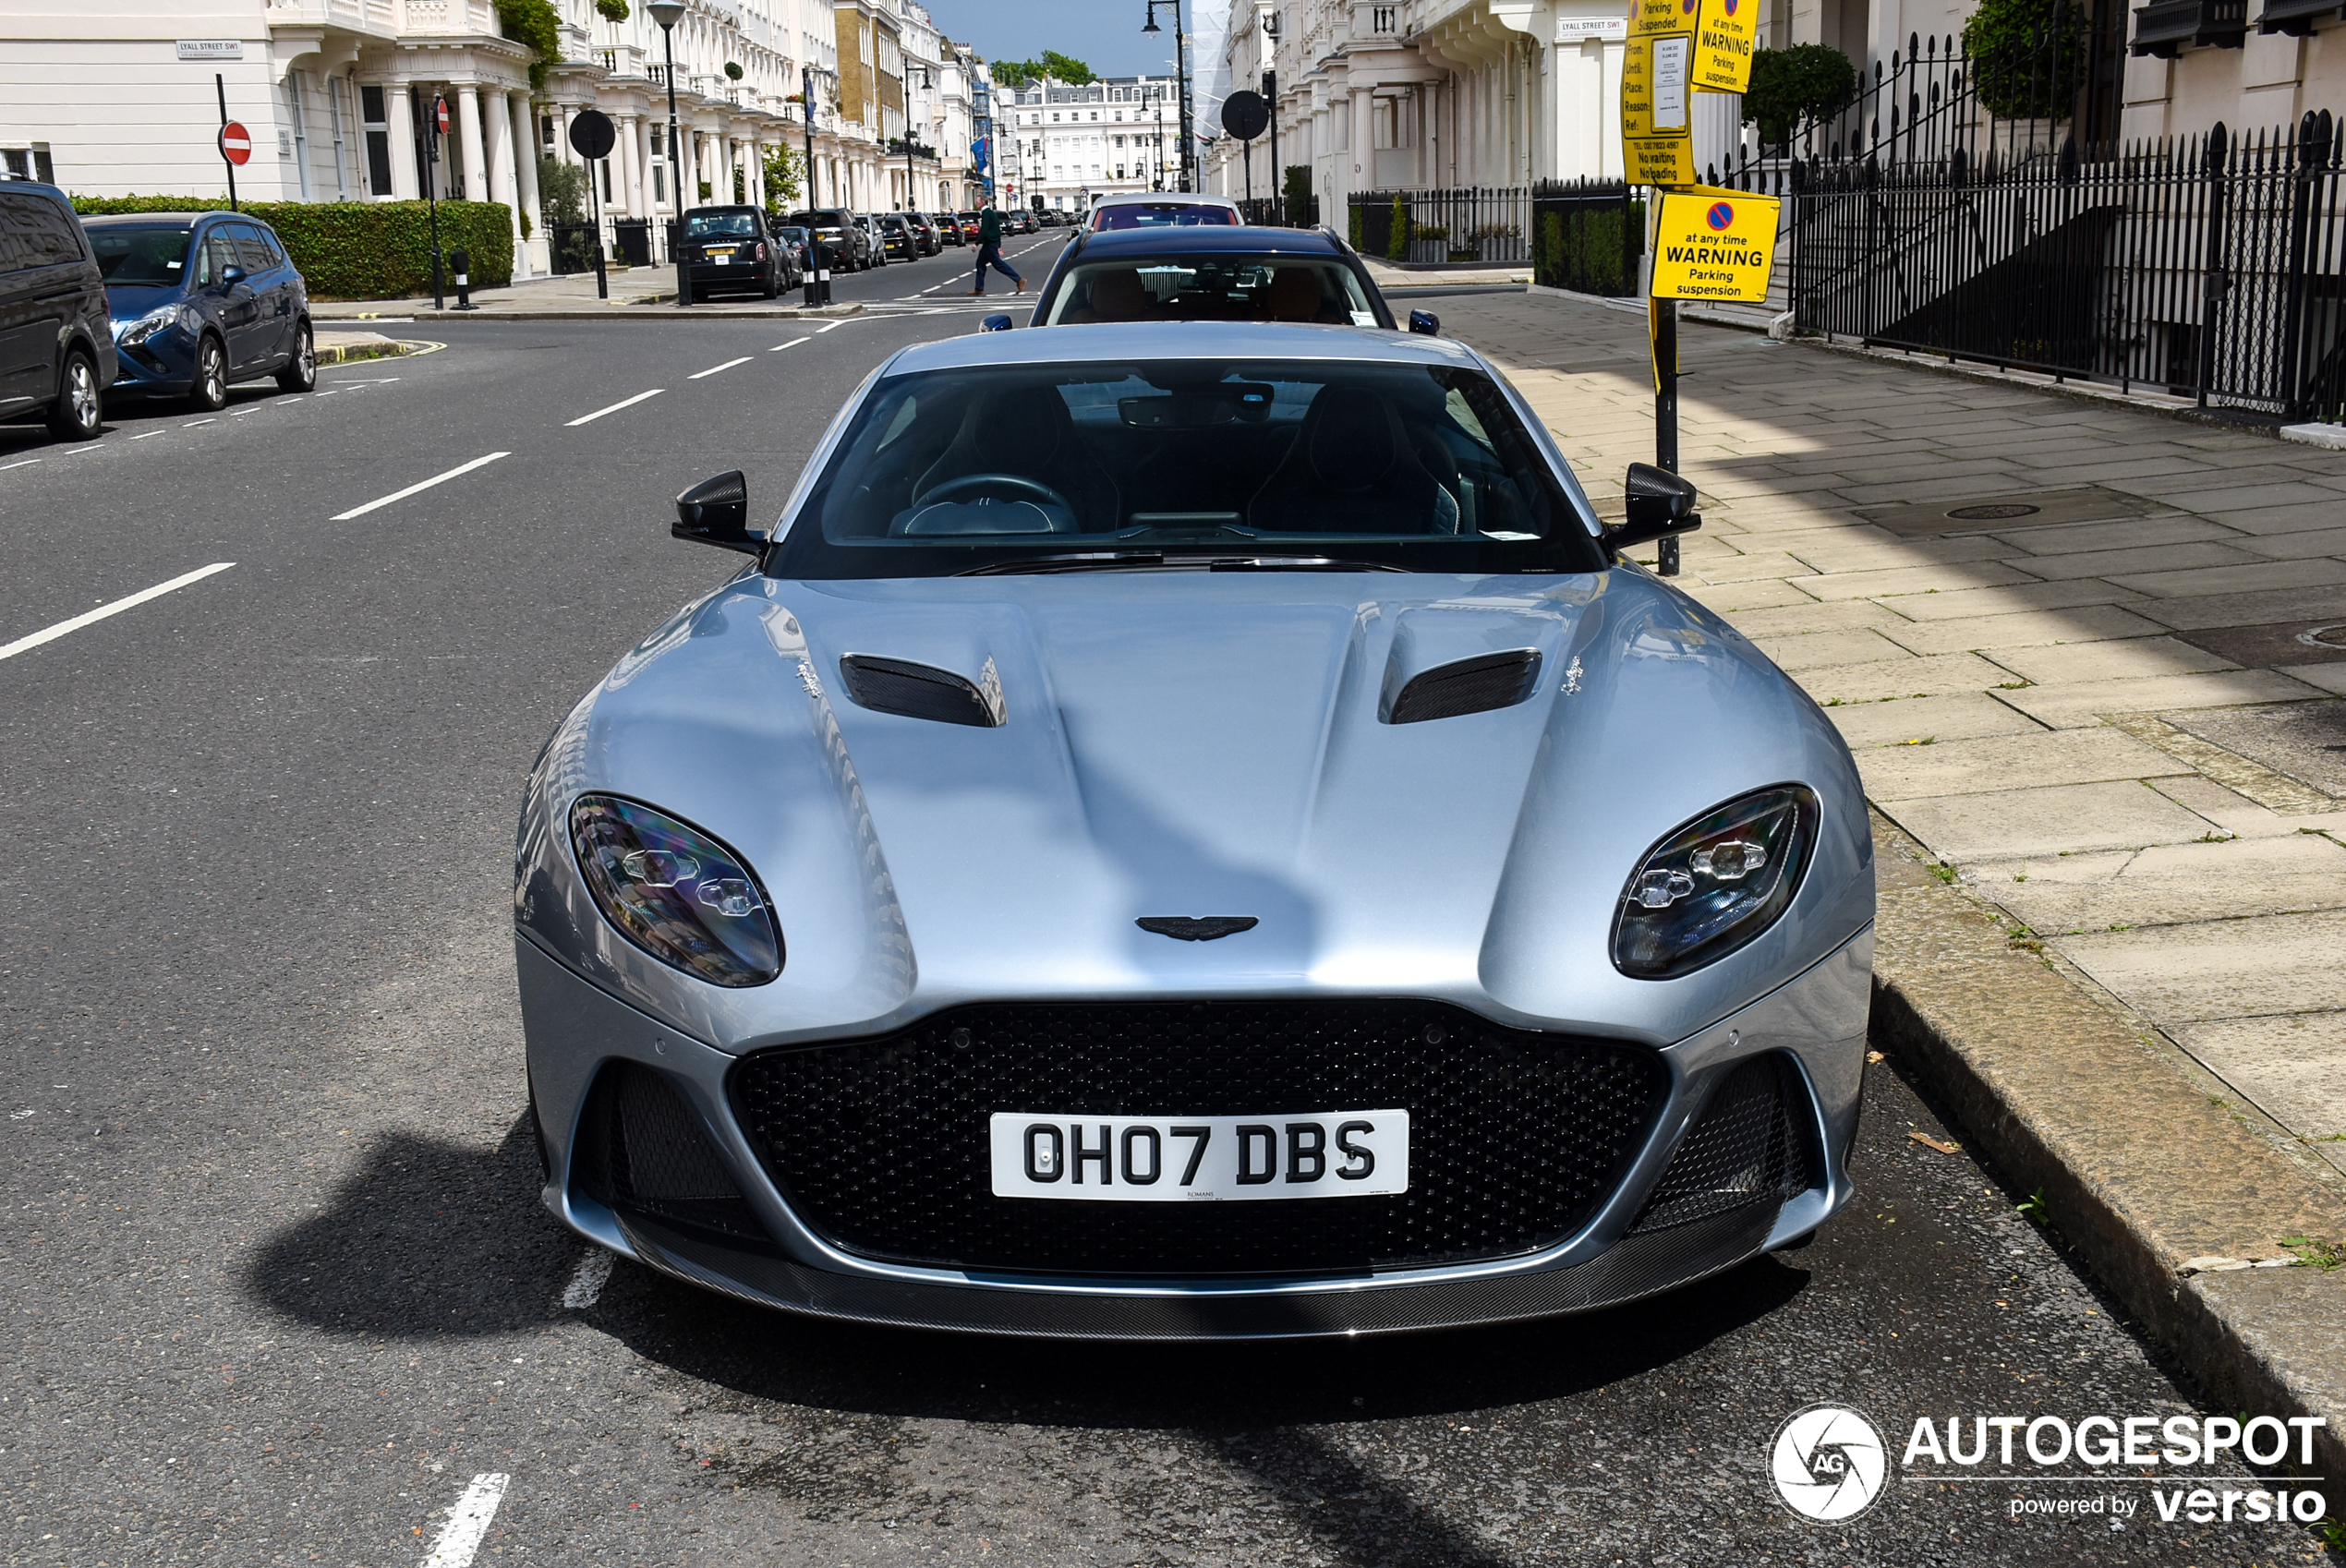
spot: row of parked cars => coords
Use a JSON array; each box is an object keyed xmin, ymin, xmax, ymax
[{"xmin": 2, "ymin": 175, "xmax": 316, "ymax": 442}]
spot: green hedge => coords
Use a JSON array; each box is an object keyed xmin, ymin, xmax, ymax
[{"xmin": 68, "ymin": 196, "xmax": 514, "ymax": 300}]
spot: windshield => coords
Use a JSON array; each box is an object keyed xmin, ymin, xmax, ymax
[
  {"xmin": 92, "ymin": 225, "xmax": 193, "ymax": 286},
  {"xmin": 1045, "ymin": 258, "xmax": 1380, "ymax": 328},
  {"xmin": 768, "ymin": 359, "xmax": 1604, "ymax": 579},
  {"xmin": 1094, "ymin": 202, "xmax": 1239, "ymax": 230},
  {"xmin": 686, "ymin": 211, "xmax": 759, "ymax": 237}
]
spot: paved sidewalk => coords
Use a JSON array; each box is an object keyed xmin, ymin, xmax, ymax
[{"xmin": 1442, "ymin": 290, "xmax": 2346, "ymax": 1193}]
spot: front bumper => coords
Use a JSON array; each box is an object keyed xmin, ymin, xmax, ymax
[{"xmin": 520, "ymin": 929, "xmax": 1869, "ymax": 1338}]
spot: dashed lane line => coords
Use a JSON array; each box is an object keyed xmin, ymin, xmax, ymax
[
  {"xmin": 688, "ymin": 356, "xmax": 754, "ymax": 380},
  {"xmin": 184, "ymin": 418, "xmax": 215, "ymax": 427},
  {"xmin": 0, "ymin": 459, "xmax": 38, "ymax": 472},
  {"xmin": 130, "ymin": 431, "xmax": 165, "ymax": 440},
  {"xmin": 420, "ymin": 1473, "xmax": 511, "ymax": 1568},
  {"xmin": 565, "ymin": 388, "xmax": 665, "ymax": 427},
  {"xmin": 0, "ymin": 562, "xmax": 236, "ymax": 663},
  {"xmin": 330, "ymin": 451, "xmax": 510, "ymax": 521},
  {"xmin": 769, "ymin": 336, "xmax": 811, "ymax": 352},
  {"xmin": 560, "ymin": 1248, "xmax": 614, "ymax": 1309}
]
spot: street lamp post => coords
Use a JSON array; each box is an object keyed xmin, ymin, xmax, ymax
[
  {"xmin": 1142, "ymin": 0, "xmax": 1192, "ymax": 192},
  {"xmin": 646, "ymin": 0, "xmax": 688, "ymax": 308},
  {"xmin": 897, "ymin": 66, "xmax": 931, "ymax": 210}
]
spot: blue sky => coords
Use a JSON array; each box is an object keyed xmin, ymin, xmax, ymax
[{"xmin": 922, "ymin": 0, "xmax": 1225, "ymax": 85}]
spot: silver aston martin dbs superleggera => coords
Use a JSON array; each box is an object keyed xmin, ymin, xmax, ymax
[{"xmin": 514, "ymin": 321, "xmax": 1874, "ymax": 1338}]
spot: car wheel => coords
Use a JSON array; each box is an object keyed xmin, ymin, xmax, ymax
[
  {"xmin": 275, "ymin": 322, "xmax": 316, "ymax": 392},
  {"xmin": 760, "ymin": 267, "xmax": 779, "ymax": 299},
  {"xmin": 45, "ymin": 348, "xmax": 103, "ymax": 441},
  {"xmin": 188, "ymin": 335, "xmax": 228, "ymax": 412}
]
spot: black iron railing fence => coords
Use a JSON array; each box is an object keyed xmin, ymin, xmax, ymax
[{"xmin": 1346, "ymin": 182, "xmax": 1644, "ymax": 295}]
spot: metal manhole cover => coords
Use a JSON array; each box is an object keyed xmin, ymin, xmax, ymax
[
  {"xmin": 2299, "ymin": 623, "xmax": 2346, "ymax": 648},
  {"xmin": 1944, "ymin": 502, "xmax": 2042, "ymax": 521}
]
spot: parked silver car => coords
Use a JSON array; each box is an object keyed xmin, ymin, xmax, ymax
[{"xmin": 514, "ymin": 322, "xmax": 1874, "ymax": 1338}]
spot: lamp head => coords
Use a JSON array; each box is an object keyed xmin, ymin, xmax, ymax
[{"xmin": 647, "ymin": 0, "xmax": 686, "ymax": 30}]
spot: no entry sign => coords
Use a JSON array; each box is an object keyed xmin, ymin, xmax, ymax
[
  {"xmin": 218, "ymin": 121, "xmax": 252, "ymax": 166},
  {"xmin": 435, "ymin": 96, "xmax": 452, "ymax": 136}
]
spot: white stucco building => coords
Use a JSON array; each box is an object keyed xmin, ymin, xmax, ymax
[{"xmin": 998, "ymin": 75, "xmax": 1182, "ymax": 213}]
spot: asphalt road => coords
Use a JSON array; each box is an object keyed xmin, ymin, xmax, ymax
[{"xmin": 0, "ymin": 252, "xmax": 2333, "ymax": 1568}]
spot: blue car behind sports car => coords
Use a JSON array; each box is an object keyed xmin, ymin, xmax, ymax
[{"xmin": 85, "ymin": 211, "xmax": 316, "ymax": 410}]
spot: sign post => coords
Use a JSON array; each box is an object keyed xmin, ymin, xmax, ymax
[
  {"xmin": 214, "ymin": 76, "xmax": 246, "ymax": 211},
  {"xmin": 569, "ymin": 108, "xmax": 618, "ymax": 301},
  {"xmin": 421, "ymin": 94, "xmax": 450, "ymax": 310},
  {"xmin": 1619, "ymin": 0, "xmax": 1761, "ymax": 576},
  {"xmin": 1220, "ymin": 90, "xmax": 1269, "ymax": 216}
]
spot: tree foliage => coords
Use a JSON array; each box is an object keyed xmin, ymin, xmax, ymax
[
  {"xmin": 594, "ymin": 0, "xmax": 628, "ymax": 19},
  {"xmin": 68, "ymin": 194, "xmax": 514, "ymax": 298},
  {"xmin": 494, "ymin": 0, "xmax": 562, "ymax": 90},
  {"xmin": 1962, "ymin": 0, "xmax": 2087, "ymax": 120},
  {"xmin": 992, "ymin": 51, "xmax": 1096, "ymax": 89},
  {"xmin": 538, "ymin": 156, "xmax": 588, "ymax": 227},
  {"xmin": 762, "ymin": 144, "xmax": 804, "ymax": 212},
  {"xmin": 1740, "ymin": 45, "xmax": 1856, "ymax": 149}
]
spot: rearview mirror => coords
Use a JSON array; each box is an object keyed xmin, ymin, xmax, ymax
[
  {"xmin": 219, "ymin": 264, "xmax": 248, "ymax": 288},
  {"xmin": 1407, "ymin": 309, "xmax": 1440, "ymax": 335},
  {"xmin": 981, "ymin": 313, "xmax": 1014, "ymax": 332},
  {"xmin": 1606, "ymin": 464, "xmax": 1702, "ymax": 554},
  {"xmin": 672, "ymin": 470, "xmax": 761, "ymax": 555}
]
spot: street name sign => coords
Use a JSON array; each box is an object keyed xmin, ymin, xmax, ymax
[
  {"xmin": 1648, "ymin": 187, "xmax": 1781, "ymax": 302},
  {"xmin": 176, "ymin": 39, "xmax": 243, "ymax": 60}
]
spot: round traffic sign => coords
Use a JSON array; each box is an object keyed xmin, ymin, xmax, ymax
[
  {"xmin": 218, "ymin": 121, "xmax": 252, "ymax": 166},
  {"xmin": 435, "ymin": 96, "xmax": 451, "ymax": 136},
  {"xmin": 568, "ymin": 107, "xmax": 617, "ymax": 161},
  {"xmin": 1220, "ymin": 90, "xmax": 1270, "ymax": 141}
]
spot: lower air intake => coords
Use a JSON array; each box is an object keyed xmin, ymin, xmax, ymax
[
  {"xmin": 1627, "ymin": 1054, "xmax": 1812, "ymax": 1235},
  {"xmin": 573, "ymin": 1061, "xmax": 778, "ymax": 1252}
]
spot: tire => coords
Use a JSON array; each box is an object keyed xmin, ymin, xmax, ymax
[
  {"xmin": 760, "ymin": 266, "xmax": 779, "ymax": 299},
  {"xmin": 274, "ymin": 321, "xmax": 316, "ymax": 392},
  {"xmin": 45, "ymin": 348, "xmax": 103, "ymax": 441},
  {"xmin": 188, "ymin": 334, "xmax": 228, "ymax": 412}
]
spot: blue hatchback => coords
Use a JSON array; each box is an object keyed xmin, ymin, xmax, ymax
[{"xmin": 84, "ymin": 211, "xmax": 315, "ymax": 410}]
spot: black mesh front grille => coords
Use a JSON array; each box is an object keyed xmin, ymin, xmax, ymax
[
  {"xmin": 728, "ymin": 1000, "xmax": 1669, "ymax": 1278},
  {"xmin": 1385, "ymin": 649, "xmax": 1542, "ymax": 724},
  {"xmin": 574, "ymin": 1061, "xmax": 779, "ymax": 1251},
  {"xmin": 1628, "ymin": 1054, "xmax": 1811, "ymax": 1235}
]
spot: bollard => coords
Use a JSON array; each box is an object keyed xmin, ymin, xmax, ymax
[
  {"xmin": 803, "ymin": 238, "xmax": 832, "ymax": 308},
  {"xmin": 451, "ymin": 247, "xmax": 477, "ymax": 311}
]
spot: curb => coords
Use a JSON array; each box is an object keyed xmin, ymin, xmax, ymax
[
  {"xmin": 1866, "ymin": 810, "xmax": 2346, "ymax": 1495},
  {"xmin": 315, "ymin": 340, "xmax": 414, "ymax": 366}
]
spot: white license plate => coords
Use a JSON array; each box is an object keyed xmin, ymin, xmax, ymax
[
  {"xmin": 712, "ymin": 253, "xmax": 733, "ymax": 264},
  {"xmin": 989, "ymin": 1110, "xmax": 1408, "ymax": 1201}
]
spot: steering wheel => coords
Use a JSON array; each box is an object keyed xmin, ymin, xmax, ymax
[{"xmin": 919, "ymin": 472, "xmax": 1073, "ymax": 512}]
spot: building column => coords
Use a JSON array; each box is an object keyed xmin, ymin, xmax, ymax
[
  {"xmin": 616, "ymin": 113, "xmax": 640, "ymax": 217},
  {"xmin": 747, "ymin": 133, "xmax": 765, "ymax": 211},
  {"xmin": 457, "ymin": 84, "xmax": 488, "ymax": 203},
  {"xmin": 387, "ymin": 85, "xmax": 419, "ymax": 199},
  {"xmin": 511, "ymin": 91, "xmax": 543, "ymax": 271},
  {"xmin": 483, "ymin": 85, "xmax": 520, "ymax": 274}
]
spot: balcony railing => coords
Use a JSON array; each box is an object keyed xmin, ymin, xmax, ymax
[{"xmin": 2131, "ymin": 0, "xmax": 2249, "ymax": 53}]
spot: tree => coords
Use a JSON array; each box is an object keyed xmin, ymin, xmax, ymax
[
  {"xmin": 1963, "ymin": 0, "xmax": 2087, "ymax": 120},
  {"xmin": 493, "ymin": 0, "xmax": 562, "ymax": 90},
  {"xmin": 1739, "ymin": 45, "xmax": 1856, "ymax": 150},
  {"xmin": 992, "ymin": 51, "xmax": 1095, "ymax": 90},
  {"xmin": 761, "ymin": 144, "xmax": 804, "ymax": 213},
  {"xmin": 538, "ymin": 155, "xmax": 586, "ymax": 228},
  {"xmin": 594, "ymin": 0, "xmax": 628, "ymax": 19}
]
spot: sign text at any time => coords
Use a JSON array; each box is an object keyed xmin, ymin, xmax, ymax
[{"xmin": 1648, "ymin": 187, "xmax": 1781, "ymax": 303}]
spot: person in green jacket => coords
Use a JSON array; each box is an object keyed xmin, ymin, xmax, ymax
[{"xmin": 970, "ymin": 199, "xmax": 1023, "ymax": 296}]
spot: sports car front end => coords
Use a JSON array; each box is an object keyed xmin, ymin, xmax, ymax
[{"xmin": 514, "ymin": 324, "xmax": 1874, "ymax": 1338}]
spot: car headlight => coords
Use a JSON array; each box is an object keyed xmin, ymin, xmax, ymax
[
  {"xmin": 1612, "ymin": 785, "xmax": 1819, "ymax": 979},
  {"xmin": 569, "ymin": 794, "xmax": 782, "ymax": 987},
  {"xmin": 116, "ymin": 304, "xmax": 187, "ymax": 347}
]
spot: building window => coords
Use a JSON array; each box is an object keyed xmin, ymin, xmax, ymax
[
  {"xmin": 1, "ymin": 145, "xmax": 55, "ymax": 182},
  {"xmin": 359, "ymin": 84, "xmax": 393, "ymax": 196}
]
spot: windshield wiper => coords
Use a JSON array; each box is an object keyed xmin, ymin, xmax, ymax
[{"xmin": 959, "ymin": 551, "xmax": 1410, "ymax": 576}]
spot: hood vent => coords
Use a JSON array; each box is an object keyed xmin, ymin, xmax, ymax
[
  {"xmin": 1385, "ymin": 648, "xmax": 1543, "ymax": 725},
  {"xmin": 838, "ymin": 654, "xmax": 1006, "ymax": 728}
]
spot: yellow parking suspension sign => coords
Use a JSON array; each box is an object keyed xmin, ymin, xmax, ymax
[
  {"xmin": 1648, "ymin": 187, "xmax": 1781, "ymax": 303},
  {"xmin": 1630, "ymin": 0, "xmax": 1756, "ymax": 91},
  {"xmin": 1620, "ymin": 30, "xmax": 1696, "ymax": 188}
]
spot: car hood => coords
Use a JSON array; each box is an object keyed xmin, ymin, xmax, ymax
[
  {"xmin": 104, "ymin": 282, "xmax": 184, "ymax": 320},
  {"xmin": 518, "ymin": 570, "xmax": 1873, "ymax": 1052}
]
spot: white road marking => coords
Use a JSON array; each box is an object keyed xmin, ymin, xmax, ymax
[
  {"xmin": 768, "ymin": 336, "xmax": 810, "ymax": 352},
  {"xmin": 184, "ymin": 418, "xmax": 215, "ymax": 427},
  {"xmin": 331, "ymin": 451, "xmax": 509, "ymax": 521},
  {"xmin": 316, "ymin": 389, "xmax": 340, "ymax": 396},
  {"xmin": 131, "ymin": 431, "xmax": 165, "ymax": 440},
  {"xmin": 0, "ymin": 562, "xmax": 236, "ymax": 663},
  {"xmin": 0, "ymin": 459, "xmax": 39, "ymax": 472},
  {"xmin": 560, "ymin": 1248, "xmax": 614, "ymax": 1309},
  {"xmin": 565, "ymin": 388, "xmax": 664, "ymax": 427},
  {"xmin": 420, "ymin": 1473, "xmax": 511, "ymax": 1568},
  {"xmin": 816, "ymin": 320, "xmax": 846, "ymax": 332},
  {"xmin": 688, "ymin": 356, "xmax": 753, "ymax": 380}
]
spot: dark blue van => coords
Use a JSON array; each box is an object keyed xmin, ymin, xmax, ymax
[
  {"xmin": 83, "ymin": 211, "xmax": 314, "ymax": 410},
  {"xmin": 0, "ymin": 176, "xmax": 116, "ymax": 440}
]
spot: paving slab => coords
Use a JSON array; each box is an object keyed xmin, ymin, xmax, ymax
[
  {"xmin": 2133, "ymin": 582, "xmax": 2346, "ymax": 630},
  {"xmin": 1996, "ymin": 669, "xmax": 2328, "ymax": 728},
  {"xmin": 1676, "ymin": 577, "xmax": 1822, "ymax": 612},
  {"xmin": 1826, "ymin": 690, "xmax": 2050, "ymax": 749},
  {"xmin": 1872, "ymin": 577, "xmax": 2151, "ymax": 621},
  {"xmin": 2107, "ymin": 557, "xmax": 2346, "ymax": 599},
  {"xmin": 1856, "ymin": 726, "xmax": 2189, "ymax": 801},
  {"xmin": 1875, "ymin": 602, "xmax": 2171, "ymax": 655},
  {"xmin": 1792, "ymin": 561, "xmax": 2045, "ymax": 601},
  {"xmin": 2061, "ymin": 909, "xmax": 2346, "ymax": 1021},
  {"xmin": 1795, "ymin": 650, "xmax": 2010, "ymax": 704},
  {"xmin": 1988, "ymin": 633, "xmax": 2243, "ymax": 686},
  {"xmin": 2004, "ymin": 538, "xmax": 2266, "ymax": 582},
  {"xmin": 1989, "ymin": 513, "xmax": 2243, "ymax": 555},
  {"xmin": 1987, "ymin": 833, "xmax": 2346, "ymax": 933},
  {"xmin": 1880, "ymin": 777, "xmax": 2219, "ymax": 860},
  {"xmin": 1747, "ymin": 627, "xmax": 1916, "ymax": 670},
  {"xmin": 2174, "ymin": 1015, "xmax": 2346, "ymax": 1162}
]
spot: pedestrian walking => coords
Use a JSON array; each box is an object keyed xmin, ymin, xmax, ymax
[{"xmin": 970, "ymin": 199, "xmax": 1022, "ymax": 296}]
